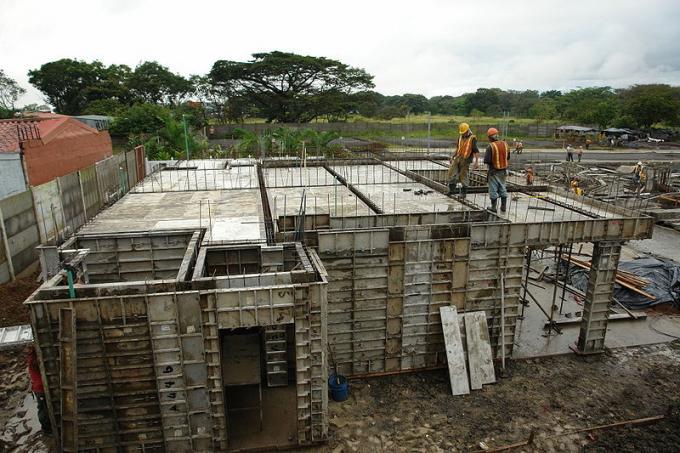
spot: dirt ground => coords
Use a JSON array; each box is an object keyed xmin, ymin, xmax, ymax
[
  {"xmin": 1, "ymin": 342, "xmax": 676, "ymax": 452},
  {"xmin": 0, "ymin": 349, "xmax": 49, "ymax": 452},
  {"xmin": 314, "ymin": 341, "xmax": 680, "ymax": 453},
  {"xmin": 0, "ymin": 272, "xmax": 40, "ymax": 328}
]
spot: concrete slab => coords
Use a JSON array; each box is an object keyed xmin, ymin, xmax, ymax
[
  {"xmin": 468, "ymin": 191, "xmax": 620, "ymax": 223},
  {"xmin": 80, "ymin": 189, "xmax": 266, "ymax": 242},
  {"xmin": 264, "ymin": 166, "xmax": 337, "ymax": 188},
  {"xmin": 353, "ymin": 183, "xmax": 470, "ymax": 213},
  {"xmin": 328, "ymin": 164, "xmax": 412, "ymax": 185},
  {"xmin": 267, "ymin": 185, "xmax": 375, "ymax": 218},
  {"xmin": 134, "ymin": 166, "xmax": 258, "ymax": 192}
]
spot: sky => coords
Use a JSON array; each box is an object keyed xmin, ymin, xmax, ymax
[{"xmin": 2, "ymin": 0, "xmax": 679, "ymax": 107}]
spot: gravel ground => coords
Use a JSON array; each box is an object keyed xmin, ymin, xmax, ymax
[{"xmin": 312, "ymin": 341, "xmax": 680, "ymax": 452}]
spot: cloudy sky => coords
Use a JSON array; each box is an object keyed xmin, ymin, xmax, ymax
[{"xmin": 2, "ymin": 0, "xmax": 679, "ymax": 106}]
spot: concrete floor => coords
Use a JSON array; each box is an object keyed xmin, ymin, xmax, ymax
[
  {"xmin": 81, "ymin": 189, "xmax": 267, "ymax": 242},
  {"xmin": 328, "ymin": 164, "xmax": 411, "ymax": 185},
  {"xmin": 268, "ymin": 185, "xmax": 375, "ymax": 217},
  {"xmin": 134, "ymin": 165, "xmax": 258, "ymax": 192},
  {"xmin": 513, "ymin": 270, "xmax": 680, "ymax": 359},
  {"xmin": 264, "ymin": 166, "xmax": 337, "ymax": 188},
  {"xmin": 465, "ymin": 191, "xmax": 620, "ymax": 222},
  {"xmin": 354, "ymin": 183, "xmax": 470, "ymax": 213},
  {"xmin": 628, "ymin": 225, "xmax": 680, "ymax": 263}
]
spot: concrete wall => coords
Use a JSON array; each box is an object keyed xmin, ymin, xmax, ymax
[
  {"xmin": 0, "ymin": 191, "xmax": 40, "ymax": 279},
  {"xmin": 22, "ymin": 120, "xmax": 113, "ymax": 186},
  {"xmin": 0, "ymin": 149, "xmax": 144, "ymax": 284},
  {"xmin": 0, "ymin": 153, "xmax": 27, "ymax": 201}
]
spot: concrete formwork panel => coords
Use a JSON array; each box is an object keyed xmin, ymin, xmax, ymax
[
  {"xmin": 32, "ymin": 180, "xmax": 66, "ymax": 244},
  {"xmin": 125, "ymin": 150, "xmax": 137, "ymax": 191},
  {"xmin": 78, "ymin": 165, "xmax": 101, "ymax": 219},
  {"xmin": 58, "ymin": 172, "xmax": 87, "ymax": 234},
  {"xmin": 28, "ymin": 243, "xmax": 328, "ymax": 451},
  {"xmin": 75, "ymin": 231, "xmax": 195, "ymax": 283},
  {"xmin": 0, "ymin": 190, "xmax": 40, "ymax": 273},
  {"xmin": 95, "ymin": 156, "xmax": 123, "ymax": 205}
]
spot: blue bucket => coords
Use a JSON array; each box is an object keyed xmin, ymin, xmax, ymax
[{"xmin": 328, "ymin": 374, "xmax": 349, "ymax": 402}]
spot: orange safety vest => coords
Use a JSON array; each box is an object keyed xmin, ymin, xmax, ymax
[
  {"xmin": 456, "ymin": 135, "xmax": 476, "ymax": 159},
  {"xmin": 490, "ymin": 141, "xmax": 509, "ymax": 170}
]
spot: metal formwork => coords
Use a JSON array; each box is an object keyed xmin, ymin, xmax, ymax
[{"xmin": 27, "ymin": 242, "xmax": 328, "ymax": 452}]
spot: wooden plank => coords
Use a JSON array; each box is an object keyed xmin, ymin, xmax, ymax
[
  {"xmin": 464, "ymin": 311, "xmax": 495, "ymax": 389},
  {"xmin": 439, "ymin": 306, "xmax": 469, "ymax": 395}
]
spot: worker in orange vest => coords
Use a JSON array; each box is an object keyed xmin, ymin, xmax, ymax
[
  {"xmin": 447, "ymin": 122, "xmax": 479, "ymax": 198},
  {"xmin": 483, "ymin": 127, "xmax": 510, "ymax": 213},
  {"xmin": 28, "ymin": 346, "xmax": 52, "ymax": 434},
  {"xmin": 526, "ymin": 166, "xmax": 534, "ymax": 186}
]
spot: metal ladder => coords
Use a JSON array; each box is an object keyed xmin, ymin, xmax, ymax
[{"xmin": 264, "ymin": 326, "xmax": 288, "ymax": 387}]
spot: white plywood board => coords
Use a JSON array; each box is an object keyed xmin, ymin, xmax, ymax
[
  {"xmin": 440, "ymin": 306, "xmax": 469, "ymax": 395},
  {"xmin": 464, "ymin": 311, "xmax": 496, "ymax": 390}
]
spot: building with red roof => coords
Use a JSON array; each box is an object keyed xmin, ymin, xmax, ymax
[{"xmin": 0, "ymin": 113, "xmax": 113, "ymax": 188}]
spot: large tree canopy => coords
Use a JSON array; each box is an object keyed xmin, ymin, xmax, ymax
[
  {"xmin": 209, "ymin": 51, "xmax": 374, "ymax": 122},
  {"xmin": 128, "ymin": 61, "xmax": 193, "ymax": 105},
  {"xmin": 618, "ymin": 84, "xmax": 680, "ymax": 128},
  {"xmin": 28, "ymin": 59, "xmax": 193, "ymax": 115},
  {"xmin": 28, "ymin": 59, "xmax": 112, "ymax": 115}
]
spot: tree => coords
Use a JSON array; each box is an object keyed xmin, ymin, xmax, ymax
[
  {"xmin": 557, "ymin": 87, "xmax": 617, "ymax": 126},
  {"xmin": 464, "ymin": 88, "xmax": 502, "ymax": 115},
  {"xmin": 128, "ymin": 61, "xmax": 193, "ymax": 105},
  {"xmin": 529, "ymin": 97, "xmax": 558, "ymax": 121},
  {"xmin": 0, "ymin": 69, "xmax": 25, "ymax": 117},
  {"xmin": 209, "ymin": 51, "xmax": 374, "ymax": 123},
  {"xmin": 618, "ymin": 84, "xmax": 680, "ymax": 128},
  {"xmin": 111, "ymin": 103, "xmax": 205, "ymax": 160},
  {"xmin": 28, "ymin": 59, "xmax": 135, "ymax": 115}
]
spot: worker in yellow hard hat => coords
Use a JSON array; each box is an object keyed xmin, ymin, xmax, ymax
[{"xmin": 447, "ymin": 122, "xmax": 479, "ymax": 197}]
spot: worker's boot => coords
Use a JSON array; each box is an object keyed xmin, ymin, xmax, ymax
[
  {"xmin": 447, "ymin": 182, "xmax": 456, "ymax": 195},
  {"xmin": 486, "ymin": 198, "xmax": 498, "ymax": 213},
  {"xmin": 500, "ymin": 197, "xmax": 507, "ymax": 213},
  {"xmin": 460, "ymin": 185, "xmax": 467, "ymax": 199}
]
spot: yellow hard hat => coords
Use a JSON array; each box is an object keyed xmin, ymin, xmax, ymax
[{"xmin": 458, "ymin": 122, "xmax": 470, "ymax": 134}]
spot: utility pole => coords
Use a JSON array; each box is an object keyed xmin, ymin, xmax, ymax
[
  {"xmin": 426, "ymin": 111, "xmax": 431, "ymax": 153},
  {"xmin": 182, "ymin": 115, "xmax": 190, "ymax": 160}
]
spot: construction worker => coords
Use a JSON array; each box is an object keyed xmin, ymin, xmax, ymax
[
  {"xmin": 633, "ymin": 162, "xmax": 647, "ymax": 194},
  {"xmin": 526, "ymin": 166, "xmax": 534, "ymax": 186},
  {"xmin": 447, "ymin": 123, "xmax": 479, "ymax": 197},
  {"xmin": 28, "ymin": 346, "xmax": 51, "ymax": 434},
  {"xmin": 570, "ymin": 179, "xmax": 583, "ymax": 196},
  {"xmin": 514, "ymin": 140, "xmax": 524, "ymax": 154},
  {"xmin": 484, "ymin": 127, "xmax": 510, "ymax": 213}
]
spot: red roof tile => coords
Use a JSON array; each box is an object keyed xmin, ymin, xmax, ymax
[{"xmin": 0, "ymin": 114, "xmax": 100, "ymax": 152}]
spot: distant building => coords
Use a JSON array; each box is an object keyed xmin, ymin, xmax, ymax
[{"xmin": 0, "ymin": 113, "xmax": 113, "ymax": 189}]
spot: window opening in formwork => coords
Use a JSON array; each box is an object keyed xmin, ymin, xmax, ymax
[{"xmin": 220, "ymin": 325, "xmax": 297, "ymax": 451}]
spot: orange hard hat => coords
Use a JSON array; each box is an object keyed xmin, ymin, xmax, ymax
[{"xmin": 487, "ymin": 127, "xmax": 499, "ymax": 137}]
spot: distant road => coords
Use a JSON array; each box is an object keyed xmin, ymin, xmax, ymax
[{"xmin": 425, "ymin": 148, "xmax": 680, "ymax": 163}]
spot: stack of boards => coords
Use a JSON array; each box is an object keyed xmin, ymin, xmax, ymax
[{"xmin": 440, "ymin": 306, "xmax": 496, "ymax": 395}]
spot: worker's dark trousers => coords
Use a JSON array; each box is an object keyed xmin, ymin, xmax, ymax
[{"xmin": 33, "ymin": 392, "xmax": 51, "ymax": 433}]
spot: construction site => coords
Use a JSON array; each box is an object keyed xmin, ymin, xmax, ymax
[{"xmin": 0, "ymin": 142, "xmax": 676, "ymax": 453}]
